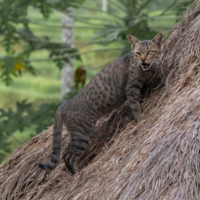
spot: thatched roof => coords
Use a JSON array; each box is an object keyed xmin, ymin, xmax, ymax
[{"xmin": 1, "ymin": 1, "xmax": 200, "ymax": 199}]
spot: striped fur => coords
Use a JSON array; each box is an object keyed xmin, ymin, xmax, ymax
[{"xmin": 38, "ymin": 33, "xmax": 162, "ymax": 174}]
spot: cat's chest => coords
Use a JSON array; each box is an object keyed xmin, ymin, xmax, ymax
[{"xmin": 132, "ymin": 67, "xmax": 154, "ymax": 83}]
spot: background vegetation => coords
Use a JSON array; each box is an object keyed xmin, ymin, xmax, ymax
[{"xmin": 0, "ymin": 0, "xmax": 193, "ymax": 162}]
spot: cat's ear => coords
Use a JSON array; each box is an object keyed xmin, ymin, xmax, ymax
[
  {"xmin": 128, "ymin": 35, "xmax": 139, "ymax": 49},
  {"xmin": 151, "ymin": 33, "xmax": 162, "ymax": 48}
]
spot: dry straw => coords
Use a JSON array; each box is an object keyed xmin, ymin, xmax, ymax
[{"xmin": 1, "ymin": 1, "xmax": 200, "ymax": 199}]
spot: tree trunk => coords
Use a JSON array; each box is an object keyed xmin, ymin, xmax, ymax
[
  {"xmin": 102, "ymin": 0, "xmax": 107, "ymax": 13},
  {"xmin": 61, "ymin": 8, "xmax": 74, "ymax": 101}
]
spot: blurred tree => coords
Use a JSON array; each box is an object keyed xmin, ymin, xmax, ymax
[
  {"xmin": 0, "ymin": 0, "xmax": 83, "ymax": 85},
  {"xmin": 0, "ymin": 0, "xmax": 184, "ymax": 85},
  {"xmin": 102, "ymin": 0, "xmax": 107, "ymax": 13},
  {"xmin": 0, "ymin": 100, "xmax": 60, "ymax": 162},
  {"xmin": 61, "ymin": 9, "xmax": 74, "ymax": 100}
]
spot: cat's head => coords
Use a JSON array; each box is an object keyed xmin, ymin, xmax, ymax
[{"xmin": 128, "ymin": 33, "xmax": 162, "ymax": 71}]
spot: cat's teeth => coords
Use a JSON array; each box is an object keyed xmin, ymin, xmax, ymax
[{"xmin": 141, "ymin": 63, "xmax": 150, "ymax": 71}]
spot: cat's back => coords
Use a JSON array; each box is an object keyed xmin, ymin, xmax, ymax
[
  {"xmin": 89, "ymin": 51, "xmax": 133, "ymax": 90},
  {"xmin": 65, "ymin": 52, "xmax": 134, "ymax": 118},
  {"xmin": 76, "ymin": 51, "xmax": 133, "ymax": 99}
]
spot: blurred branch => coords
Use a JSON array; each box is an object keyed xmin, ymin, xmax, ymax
[
  {"xmin": 11, "ymin": 134, "xmax": 23, "ymax": 144},
  {"xmin": 160, "ymin": 0, "xmax": 180, "ymax": 16},
  {"xmin": 16, "ymin": 19, "xmax": 114, "ymax": 29},
  {"xmin": 150, "ymin": 25, "xmax": 175, "ymax": 29},
  {"xmin": 150, "ymin": 16, "xmax": 181, "ymax": 21},
  {"xmin": 72, "ymin": 14, "xmax": 122, "ymax": 23},
  {"xmin": 13, "ymin": 14, "xmax": 118, "ymax": 29},
  {"xmin": 109, "ymin": 0, "xmax": 127, "ymax": 12},
  {"xmin": 85, "ymin": 56, "xmax": 118, "ymax": 70},
  {"xmin": 0, "ymin": 150, "xmax": 10, "ymax": 157},
  {"xmin": 22, "ymin": 37, "xmax": 127, "ymax": 47},
  {"xmin": 136, "ymin": 0, "xmax": 153, "ymax": 15},
  {"xmin": 53, "ymin": 2, "xmax": 124, "ymax": 21},
  {"xmin": 147, "ymin": 1, "xmax": 180, "ymax": 14},
  {"xmin": 49, "ymin": 41, "xmax": 127, "ymax": 51},
  {"xmin": 25, "ymin": 47, "xmax": 122, "ymax": 62},
  {"xmin": 68, "ymin": 2, "xmax": 123, "ymax": 19}
]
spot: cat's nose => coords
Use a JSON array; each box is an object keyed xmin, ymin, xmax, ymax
[{"xmin": 141, "ymin": 57, "xmax": 146, "ymax": 62}]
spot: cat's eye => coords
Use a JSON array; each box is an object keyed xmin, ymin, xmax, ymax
[
  {"xmin": 136, "ymin": 52, "xmax": 140, "ymax": 55},
  {"xmin": 147, "ymin": 50, "xmax": 153, "ymax": 55}
]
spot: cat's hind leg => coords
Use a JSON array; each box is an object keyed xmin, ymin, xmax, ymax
[
  {"xmin": 62, "ymin": 142, "xmax": 71, "ymax": 169},
  {"xmin": 63, "ymin": 132, "xmax": 90, "ymax": 174}
]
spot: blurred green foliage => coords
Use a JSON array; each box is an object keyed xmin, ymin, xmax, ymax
[
  {"xmin": 0, "ymin": 0, "xmax": 84, "ymax": 85},
  {"xmin": 176, "ymin": 0, "xmax": 194, "ymax": 16},
  {"xmin": 0, "ymin": 0, "xmax": 193, "ymax": 163},
  {"xmin": 0, "ymin": 88, "xmax": 81, "ymax": 163},
  {"xmin": 0, "ymin": 100, "xmax": 58, "ymax": 161}
]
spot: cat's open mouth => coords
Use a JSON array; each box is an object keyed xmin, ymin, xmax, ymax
[{"xmin": 141, "ymin": 63, "xmax": 150, "ymax": 71}]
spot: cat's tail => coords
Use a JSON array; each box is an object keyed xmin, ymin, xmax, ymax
[{"xmin": 38, "ymin": 107, "xmax": 64, "ymax": 170}]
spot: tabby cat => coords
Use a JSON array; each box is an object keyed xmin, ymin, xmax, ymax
[{"xmin": 38, "ymin": 33, "xmax": 162, "ymax": 174}]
